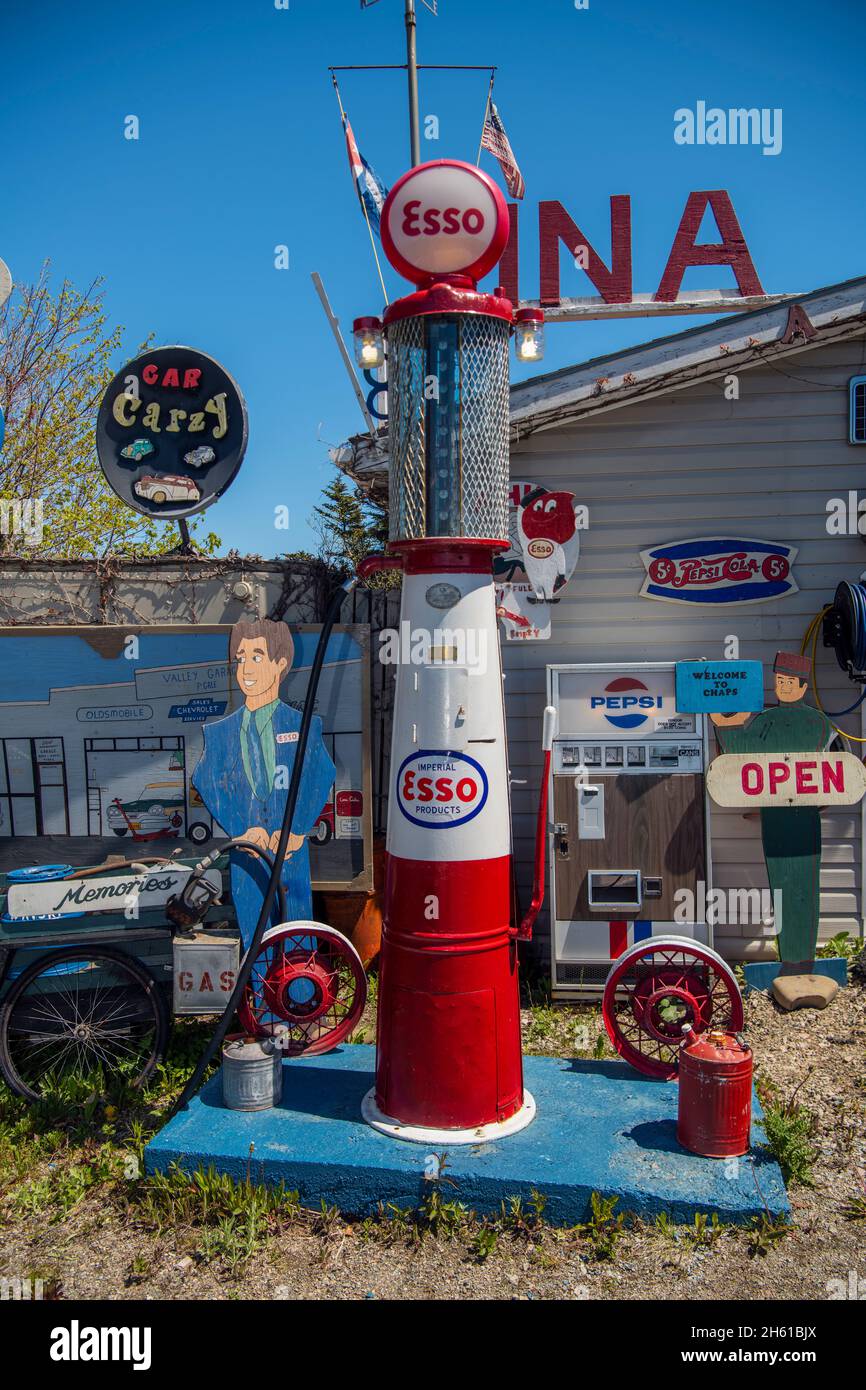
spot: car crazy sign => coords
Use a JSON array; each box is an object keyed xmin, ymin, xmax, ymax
[
  {"xmin": 381, "ymin": 160, "xmax": 510, "ymax": 285},
  {"xmin": 707, "ymin": 752, "xmax": 866, "ymax": 809},
  {"xmin": 96, "ymin": 345, "xmax": 248, "ymax": 521},
  {"xmin": 396, "ymin": 750, "xmax": 489, "ymax": 828},
  {"xmin": 640, "ymin": 538, "xmax": 798, "ymax": 605}
]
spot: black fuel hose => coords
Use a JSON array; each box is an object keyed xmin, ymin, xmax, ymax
[
  {"xmin": 168, "ymin": 577, "xmax": 356, "ymax": 1116},
  {"xmin": 182, "ymin": 838, "xmax": 288, "ymax": 926}
]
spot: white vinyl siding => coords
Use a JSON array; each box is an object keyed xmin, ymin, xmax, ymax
[{"xmin": 504, "ymin": 337, "xmax": 866, "ymax": 960}]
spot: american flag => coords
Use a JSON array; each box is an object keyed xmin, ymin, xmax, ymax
[
  {"xmin": 343, "ymin": 116, "xmax": 389, "ymax": 238},
  {"xmin": 480, "ymin": 100, "xmax": 525, "ymax": 200}
]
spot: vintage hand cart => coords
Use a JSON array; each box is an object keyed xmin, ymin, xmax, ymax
[{"xmin": 0, "ymin": 857, "xmax": 238, "ymax": 1102}]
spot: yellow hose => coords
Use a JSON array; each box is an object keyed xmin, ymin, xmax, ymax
[{"xmin": 800, "ymin": 606, "xmax": 866, "ymax": 743}]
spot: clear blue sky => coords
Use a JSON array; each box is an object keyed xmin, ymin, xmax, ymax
[{"xmin": 2, "ymin": 0, "xmax": 864, "ymax": 556}]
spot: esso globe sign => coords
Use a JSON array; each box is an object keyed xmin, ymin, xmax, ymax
[
  {"xmin": 381, "ymin": 161, "xmax": 510, "ymax": 285},
  {"xmin": 396, "ymin": 750, "xmax": 489, "ymax": 829}
]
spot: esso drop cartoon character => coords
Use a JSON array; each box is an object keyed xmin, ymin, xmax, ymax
[{"xmin": 517, "ymin": 487, "xmax": 580, "ymax": 601}]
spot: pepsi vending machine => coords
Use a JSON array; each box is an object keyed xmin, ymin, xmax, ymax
[{"xmin": 547, "ymin": 662, "xmax": 711, "ymax": 997}]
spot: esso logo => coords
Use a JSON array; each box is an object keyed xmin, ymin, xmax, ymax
[
  {"xmin": 527, "ymin": 538, "xmax": 555, "ymax": 560},
  {"xmin": 589, "ymin": 677, "xmax": 663, "ymax": 730},
  {"xmin": 396, "ymin": 750, "xmax": 489, "ymax": 828},
  {"xmin": 381, "ymin": 161, "xmax": 510, "ymax": 285}
]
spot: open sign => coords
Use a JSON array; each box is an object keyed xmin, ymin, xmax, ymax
[
  {"xmin": 707, "ymin": 751, "xmax": 866, "ymax": 809},
  {"xmin": 381, "ymin": 161, "xmax": 510, "ymax": 285},
  {"xmin": 396, "ymin": 749, "xmax": 489, "ymax": 828}
]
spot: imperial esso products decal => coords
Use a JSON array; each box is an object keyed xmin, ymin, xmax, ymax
[
  {"xmin": 639, "ymin": 538, "xmax": 799, "ymax": 605},
  {"xmin": 397, "ymin": 750, "xmax": 489, "ymax": 828},
  {"xmin": 591, "ymin": 677, "xmax": 662, "ymax": 730}
]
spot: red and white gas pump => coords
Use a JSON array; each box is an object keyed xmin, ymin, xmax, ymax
[{"xmin": 357, "ymin": 160, "xmax": 551, "ymax": 1142}]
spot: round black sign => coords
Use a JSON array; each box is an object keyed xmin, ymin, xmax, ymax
[{"xmin": 96, "ymin": 345, "xmax": 248, "ymax": 520}]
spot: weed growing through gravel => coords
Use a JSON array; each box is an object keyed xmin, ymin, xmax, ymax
[
  {"xmin": 579, "ymin": 1191, "xmax": 626, "ymax": 1261},
  {"xmin": 747, "ymin": 1212, "xmax": 791, "ymax": 1258}
]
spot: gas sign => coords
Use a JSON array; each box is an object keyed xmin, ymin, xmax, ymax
[
  {"xmin": 707, "ymin": 752, "xmax": 866, "ymax": 809},
  {"xmin": 381, "ymin": 161, "xmax": 510, "ymax": 285},
  {"xmin": 396, "ymin": 750, "xmax": 489, "ymax": 828}
]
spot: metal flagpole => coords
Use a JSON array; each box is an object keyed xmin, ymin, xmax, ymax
[
  {"xmin": 310, "ymin": 272, "xmax": 378, "ymax": 435},
  {"xmin": 331, "ymin": 73, "xmax": 389, "ymax": 305},
  {"xmin": 475, "ymin": 71, "xmax": 495, "ymax": 166},
  {"xmin": 405, "ymin": 0, "xmax": 421, "ymax": 166}
]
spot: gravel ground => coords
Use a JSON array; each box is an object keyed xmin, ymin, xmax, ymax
[{"xmin": 1, "ymin": 980, "xmax": 864, "ymax": 1302}]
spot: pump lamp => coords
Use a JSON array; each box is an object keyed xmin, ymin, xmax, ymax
[
  {"xmin": 514, "ymin": 307, "xmax": 545, "ymax": 363},
  {"xmin": 353, "ymin": 316, "xmax": 385, "ymax": 369}
]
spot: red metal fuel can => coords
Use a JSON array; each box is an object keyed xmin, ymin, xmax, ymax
[{"xmin": 677, "ymin": 1030, "xmax": 753, "ymax": 1158}]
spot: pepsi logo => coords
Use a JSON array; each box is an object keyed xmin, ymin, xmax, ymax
[
  {"xmin": 396, "ymin": 750, "xmax": 488, "ymax": 828},
  {"xmin": 590, "ymin": 677, "xmax": 663, "ymax": 729}
]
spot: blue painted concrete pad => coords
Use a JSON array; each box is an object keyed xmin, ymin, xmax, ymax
[
  {"xmin": 146, "ymin": 1046, "xmax": 789, "ymax": 1226},
  {"xmin": 744, "ymin": 957, "xmax": 848, "ymax": 993}
]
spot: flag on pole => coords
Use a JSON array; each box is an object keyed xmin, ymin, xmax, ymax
[
  {"xmin": 343, "ymin": 116, "xmax": 389, "ymax": 238},
  {"xmin": 480, "ymin": 100, "xmax": 525, "ymax": 200}
]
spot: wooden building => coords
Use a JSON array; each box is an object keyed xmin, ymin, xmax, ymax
[{"xmin": 339, "ymin": 275, "xmax": 866, "ymax": 968}]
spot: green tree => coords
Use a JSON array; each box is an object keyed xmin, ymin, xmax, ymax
[
  {"xmin": 310, "ymin": 472, "xmax": 393, "ymax": 584},
  {"xmin": 0, "ymin": 265, "xmax": 220, "ymax": 557}
]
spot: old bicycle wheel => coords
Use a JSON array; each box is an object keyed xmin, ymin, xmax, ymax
[
  {"xmin": 237, "ymin": 921, "xmax": 367, "ymax": 1056},
  {"xmin": 0, "ymin": 946, "xmax": 169, "ymax": 1102},
  {"xmin": 602, "ymin": 936, "xmax": 743, "ymax": 1080}
]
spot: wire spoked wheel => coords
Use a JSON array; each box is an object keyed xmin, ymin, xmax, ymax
[
  {"xmin": 602, "ymin": 937, "xmax": 744, "ymax": 1080},
  {"xmin": 236, "ymin": 921, "xmax": 367, "ymax": 1056},
  {"xmin": 0, "ymin": 946, "xmax": 170, "ymax": 1102}
]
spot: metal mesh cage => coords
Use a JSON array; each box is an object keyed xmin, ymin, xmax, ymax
[{"xmin": 386, "ymin": 313, "xmax": 510, "ymax": 543}]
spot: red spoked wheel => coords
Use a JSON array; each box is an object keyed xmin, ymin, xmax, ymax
[
  {"xmin": 602, "ymin": 936, "xmax": 743, "ymax": 1080},
  {"xmin": 237, "ymin": 920, "xmax": 367, "ymax": 1056}
]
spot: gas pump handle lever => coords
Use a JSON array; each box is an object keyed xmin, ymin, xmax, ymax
[
  {"xmin": 516, "ymin": 705, "xmax": 557, "ymax": 941},
  {"xmin": 357, "ymin": 554, "xmax": 403, "ymax": 582}
]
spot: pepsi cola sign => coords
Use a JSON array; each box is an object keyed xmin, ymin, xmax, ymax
[
  {"xmin": 381, "ymin": 161, "xmax": 510, "ymax": 285},
  {"xmin": 640, "ymin": 538, "xmax": 799, "ymax": 605},
  {"xmin": 396, "ymin": 750, "xmax": 489, "ymax": 828},
  {"xmin": 590, "ymin": 677, "xmax": 663, "ymax": 730}
]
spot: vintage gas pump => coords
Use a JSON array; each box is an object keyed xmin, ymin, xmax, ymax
[{"xmin": 358, "ymin": 160, "xmax": 544, "ymax": 1141}]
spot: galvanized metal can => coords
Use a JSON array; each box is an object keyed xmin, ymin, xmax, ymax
[
  {"xmin": 677, "ymin": 1030, "xmax": 753, "ymax": 1158},
  {"xmin": 221, "ymin": 1036, "xmax": 283, "ymax": 1112}
]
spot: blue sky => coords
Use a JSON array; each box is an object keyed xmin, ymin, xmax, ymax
[{"xmin": 2, "ymin": 0, "xmax": 864, "ymax": 556}]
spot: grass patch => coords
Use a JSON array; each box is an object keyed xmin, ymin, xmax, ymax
[
  {"xmin": 756, "ymin": 1074, "xmax": 817, "ymax": 1186},
  {"xmin": 760, "ymin": 1103, "xmax": 816, "ymax": 1186}
]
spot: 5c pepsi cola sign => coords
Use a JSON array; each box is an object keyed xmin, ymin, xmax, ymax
[
  {"xmin": 396, "ymin": 750, "xmax": 489, "ymax": 828},
  {"xmin": 381, "ymin": 161, "xmax": 510, "ymax": 285},
  {"xmin": 640, "ymin": 538, "xmax": 799, "ymax": 605}
]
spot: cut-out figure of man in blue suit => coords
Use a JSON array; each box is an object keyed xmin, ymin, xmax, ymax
[{"xmin": 192, "ymin": 619, "xmax": 335, "ymax": 950}]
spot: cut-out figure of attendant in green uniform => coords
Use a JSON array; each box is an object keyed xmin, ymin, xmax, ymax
[{"xmin": 710, "ymin": 651, "xmax": 831, "ymax": 968}]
